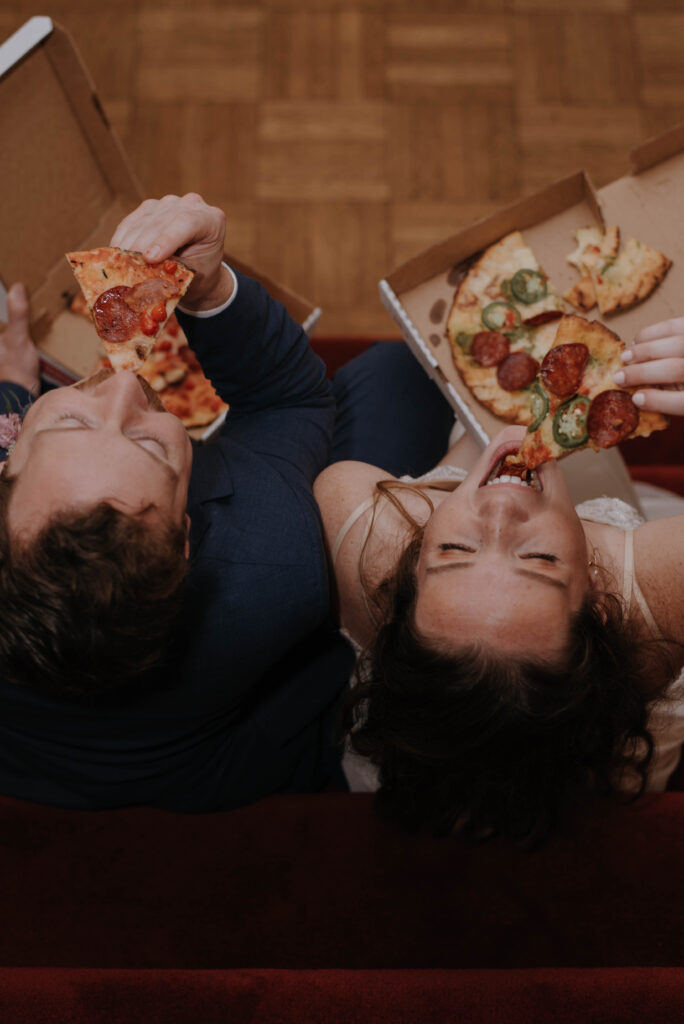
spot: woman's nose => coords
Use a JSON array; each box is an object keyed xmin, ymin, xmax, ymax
[{"xmin": 476, "ymin": 486, "xmax": 531, "ymax": 527}]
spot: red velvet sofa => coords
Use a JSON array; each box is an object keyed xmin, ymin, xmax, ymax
[{"xmin": 2, "ymin": 339, "xmax": 683, "ymax": 1022}]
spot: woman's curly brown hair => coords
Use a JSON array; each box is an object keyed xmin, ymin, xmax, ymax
[
  {"xmin": 0, "ymin": 472, "xmax": 189, "ymax": 697},
  {"xmin": 344, "ymin": 482, "xmax": 675, "ymax": 843}
]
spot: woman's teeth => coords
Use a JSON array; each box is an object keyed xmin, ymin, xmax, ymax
[
  {"xmin": 484, "ymin": 460, "xmax": 541, "ymax": 492},
  {"xmin": 486, "ymin": 474, "xmax": 531, "ymax": 488}
]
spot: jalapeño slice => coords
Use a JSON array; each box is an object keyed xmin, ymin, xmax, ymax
[
  {"xmin": 510, "ymin": 268, "xmax": 548, "ymax": 305},
  {"xmin": 527, "ymin": 382, "xmax": 549, "ymax": 433},
  {"xmin": 482, "ymin": 301, "xmax": 521, "ymax": 332},
  {"xmin": 552, "ymin": 395, "xmax": 590, "ymax": 449},
  {"xmin": 454, "ymin": 331, "xmax": 472, "ymax": 351}
]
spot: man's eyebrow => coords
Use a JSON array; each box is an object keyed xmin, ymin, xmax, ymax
[
  {"xmin": 38, "ymin": 425, "xmax": 178, "ymax": 483},
  {"xmin": 426, "ymin": 562, "xmax": 568, "ymax": 591}
]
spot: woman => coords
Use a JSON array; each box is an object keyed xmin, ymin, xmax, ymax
[{"xmin": 318, "ymin": 323, "xmax": 684, "ymax": 841}]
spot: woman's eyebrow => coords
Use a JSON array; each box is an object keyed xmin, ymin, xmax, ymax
[
  {"xmin": 426, "ymin": 562, "xmax": 472, "ymax": 575},
  {"xmin": 514, "ymin": 568, "xmax": 568, "ymax": 591},
  {"xmin": 426, "ymin": 562, "xmax": 568, "ymax": 591}
]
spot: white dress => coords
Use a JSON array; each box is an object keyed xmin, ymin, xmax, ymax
[{"xmin": 339, "ymin": 477, "xmax": 684, "ymax": 794}]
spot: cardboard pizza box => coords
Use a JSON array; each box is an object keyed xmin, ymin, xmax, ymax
[
  {"xmin": 379, "ymin": 150, "xmax": 684, "ymax": 507},
  {"xmin": 0, "ymin": 18, "xmax": 321, "ymax": 441}
]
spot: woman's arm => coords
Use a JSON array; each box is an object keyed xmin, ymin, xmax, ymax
[{"xmin": 633, "ymin": 514, "xmax": 684, "ymax": 656}]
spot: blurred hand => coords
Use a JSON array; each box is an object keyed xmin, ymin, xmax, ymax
[
  {"xmin": 0, "ymin": 284, "xmax": 40, "ymax": 393},
  {"xmin": 110, "ymin": 193, "xmax": 232, "ymax": 311},
  {"xmin": 614, "ymin": 317, "xmax": 684, "ymax": 415}
]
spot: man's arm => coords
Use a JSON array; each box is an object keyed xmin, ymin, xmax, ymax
[{"xmin": 112, "ymin": 195, "xmax": 333, "ymax": 482}]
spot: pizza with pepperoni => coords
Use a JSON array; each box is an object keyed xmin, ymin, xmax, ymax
[
  {"xmin": 66, "ymin": 247, "xmax": 194, "ymax": 372},
  {"xmin": 512, "ymin": 314, "xmax": 668, "ymax": 469}
]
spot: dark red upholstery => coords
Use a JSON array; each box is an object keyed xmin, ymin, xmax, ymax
[
  {"xmin": 0, "ymin": 337, "xmax": 682, "ymax": 1017},
  {"xmin": 1, "ymin": 791, "xmax": 684, "ymax": 970},
  {"xmin": 2, "ymin": 967, "xmax": 684, "ymax": 1024}
]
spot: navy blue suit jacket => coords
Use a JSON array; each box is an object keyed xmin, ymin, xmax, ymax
[{"xmin": 0, "ymin": 270, "xmax": 353, "ymax": 810}]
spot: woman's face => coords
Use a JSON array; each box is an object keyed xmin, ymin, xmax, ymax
[{"xmin": 414, "ymin": 427, "xmax": 591, "ymax": 663}]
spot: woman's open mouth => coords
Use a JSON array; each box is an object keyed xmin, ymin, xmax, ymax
[{"xmin": 478, "ymin": 439, "xmax": 542, "ymax": 492}]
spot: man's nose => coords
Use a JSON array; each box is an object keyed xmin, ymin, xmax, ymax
[{"xmin": 97, "ymin": 370, "xmax": 149, "ymax": 418}]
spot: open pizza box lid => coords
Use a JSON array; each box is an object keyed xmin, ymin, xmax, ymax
[
  {"xmin": 380, "ymin": 149, "xmax": 684, "ymax": 509},
  {"xmin": 0, "ymin": 18, "xmax": 321, "ymax": 440}
]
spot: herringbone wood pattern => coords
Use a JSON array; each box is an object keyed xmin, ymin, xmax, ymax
[{"xmin": 4, "ymin": 1, "xmax": 684, "ymax": 334}]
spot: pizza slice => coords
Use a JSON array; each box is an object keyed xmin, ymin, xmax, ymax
[
  {"xmin": 447, "ymin": 230, "xmax": 566, "ymax": 425},
  {"xmin": 587, "ymin": 237, "xmax": 672, "ymax": 316},
  {"xmin": 66, "ymin": 246, "xmax": 194, "ymax": 371},
  {"xmin": 564, "ymin": 225, "xmax": 619, "ymax": 312},
  {"xmin": 511, "ymin": 314, "xmax": 668, "ymax": 470}
]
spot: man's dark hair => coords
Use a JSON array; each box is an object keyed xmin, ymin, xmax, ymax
[
  {"xmin": 345, "ymin": 512, "xmax": 676, "ymax": 844},
  {"xmin": 0, "ymin": 472, "xmax": 189, "ymax": 697}
]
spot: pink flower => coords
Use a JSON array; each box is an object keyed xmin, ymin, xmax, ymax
[{"xmin": 0, "ymin": 413, "xmax": 22, "ymax": 450}]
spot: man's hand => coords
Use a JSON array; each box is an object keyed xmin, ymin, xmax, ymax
[
  {"xmin": 110, "ymin": 193, "xmax": 232, "ymax": 312},
  {"xmin": 0, "ymin": 284, "xmax": 40, "ymax": 394},
  {"xmin": 614, "ymin": 317, "xmax": 684, "ymax": 415}
]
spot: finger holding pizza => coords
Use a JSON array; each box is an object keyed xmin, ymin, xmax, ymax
[
  {"xmin": 110, "ymin": 193, "xmax": 233, "ymax": 312},
  {"xmin": 0, "ymin": 283, "xmax": 40, "ymax": 394},
  {"xmin": 614, "ymin": 317, "xmax": 684, "ymax": 415}
]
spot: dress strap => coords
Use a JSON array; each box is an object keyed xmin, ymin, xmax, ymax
[
  {"xmin": 331, "ymin": 496, "xmax": 375, "ymax": 566},
  {"xmin": 622, "ymin": 530, "xmax": 663, "ymax": 640}
]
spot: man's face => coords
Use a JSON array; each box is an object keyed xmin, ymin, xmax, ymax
[{"xmin": 6, "ymin": 369, "xmax": 193, "ymax": 539}]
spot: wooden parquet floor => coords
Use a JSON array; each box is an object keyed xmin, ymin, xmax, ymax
[{"xmin": 4, "ymin": 1, "xmax": 684, "ymax": 335}]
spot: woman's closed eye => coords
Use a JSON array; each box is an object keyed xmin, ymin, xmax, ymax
[
  {"xmin": 439, "ymin": 543, "xmax": 475, "ymax": 552},
  {"xmin": 521, "ymin": 552, "xmax": 558, "ymax": 563}
]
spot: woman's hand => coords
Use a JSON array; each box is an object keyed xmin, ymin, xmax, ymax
[
  {"xmin": 110, "ymin": 193, "xmax": 232, "ymax": 312},
  {"xmin": 614, "ymin": 317, "xmax": 684, "ymax": 415},
  {"xmin": 0, "ymin": 284, "xmax": 40, "ymax": 394}
]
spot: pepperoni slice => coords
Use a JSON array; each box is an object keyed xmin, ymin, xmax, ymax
[
  {"xmin": 522, "ymin": 310, "xmax": 564, "ymax": 327},
  {"xmin": 179, "ymin": 346, "xmax": 201, "ymax": 370},
  {"xmin": 541, "ymin": 343, "xmax": 589, "ymax": 398},
  {"xmin": 125, "ymin": 278, "xmax": 178, "ymax": 312},
  {"xmin": 586, "ymin": 390, "xmax": 639, "ymax": 448},
  {"xmin": 470, "ymin": 331, "xmax": 510, "ymax": 367},
  {"xmin": 93, "ymin": 286, "xmax": 141, "ymax": 344},
  {"xmin": 496, "ymin": 351, "xmax": 539, "ymax": 392}
]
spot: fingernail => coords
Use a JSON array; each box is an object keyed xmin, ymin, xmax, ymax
[
  {"xmin": 633, "ymin": 392, "xmax": 645, "ymax": 407},
  {"xmin": 621, "ymin": 349, "xmax": 633, "ymax": 363},
  {"xmin": 146, "ymin": 245, "xmax": 161, "ymax": 260},
  {"xmin": 613, "ymin": 370, "xmax": 626, "ymax": 385}
]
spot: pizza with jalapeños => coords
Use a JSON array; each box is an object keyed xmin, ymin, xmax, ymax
[
  {"xmin": 66, "ymin": 247, "xmax": 194, "ymax": 372},
  {"xmin": 511, "ymin": 314, "xmax": 667, "ymax": 470},
  {"xmin": 446, "ymin": 231, "xmax": 566, "ymax": 425}
]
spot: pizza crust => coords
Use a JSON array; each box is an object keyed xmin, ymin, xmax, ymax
[
  {"xmin": 589, "ymin": 238, "xmax": 672, "ymax": 315},
  {"xmin": 564, "ymin": 225, "xmax": 620, "ymax": 312}
]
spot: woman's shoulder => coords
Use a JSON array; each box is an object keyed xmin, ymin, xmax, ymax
[{"xmin": 314, "ymin": 461, "xmax": 393, "ymax": 553}]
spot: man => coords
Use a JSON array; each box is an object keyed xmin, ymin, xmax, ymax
[{"xmin": 0, "ymin": 193, "xmax": 353, "ymax": 811}]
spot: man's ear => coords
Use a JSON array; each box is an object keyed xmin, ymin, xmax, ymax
[{"xmin": 184, "ymin": 513, "xmax": 191, "ymax": 559}]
